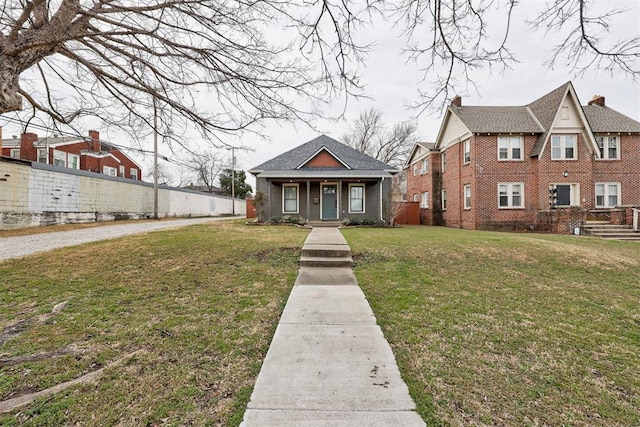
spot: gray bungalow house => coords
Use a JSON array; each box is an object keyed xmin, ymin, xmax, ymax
[{"xmin": 249, "ymin": 135, "xmax": 399, "ymax": 223}]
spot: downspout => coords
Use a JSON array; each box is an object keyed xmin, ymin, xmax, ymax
[{"xmin": 380, "ymin": 177, "xmax": 385, "ymax": 222}]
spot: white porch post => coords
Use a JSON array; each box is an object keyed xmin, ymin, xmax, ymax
[{"xmin": 306, "ymin": 180, "xmax": 311, "ymax": 223}]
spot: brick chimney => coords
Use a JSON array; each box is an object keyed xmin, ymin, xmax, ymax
[
  {"xmin": 588, "ymin": 95, "xmax": 605, "ymax": 107},
  {"xmin": 451, "ymin": 95, "xmax": 462, "ymax": 107},
  {"xmin": 20, "ymin": 133, "xmax": 39, "ymax": 161},
  {"xmin": 88, "ymin": 130, "xmax": 100, "ymax": 152}
]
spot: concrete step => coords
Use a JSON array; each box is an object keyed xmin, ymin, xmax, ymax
[
  {"xmin": 593, "ymin": 233, "xmax": 640, "ymax": 238},
  {"xmin": 583, "ymin": 224, "xmax": 632, "ymax": 230},
  {"xmin": 301, "ymin": 244, "xmax": 351, "ymax": 258},
  {"xmin": 300, "ymin": 256, "xmax": 354, "ymax": 268},
  {"xmin": 601, "ymin": 236, "xmax": 640, "ymax": 241}
]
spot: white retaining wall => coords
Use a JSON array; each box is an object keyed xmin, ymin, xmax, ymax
[{"xmin": 0, "ymin": 158, "xmax": 245, "ymax": 229}]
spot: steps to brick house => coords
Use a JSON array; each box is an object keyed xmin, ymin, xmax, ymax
[{"xmin": 582, "ymin": 222, "xmax": 640, "ymax": 242}]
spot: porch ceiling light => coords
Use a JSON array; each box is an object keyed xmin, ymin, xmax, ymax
[{"xmin": 563, "ymin": 171, "xmax": 569, "ymax": 177}]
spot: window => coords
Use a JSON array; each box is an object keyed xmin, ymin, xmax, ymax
[
  {"xmin": 498, "ymin": 136, "xmax": 523, "ymax": 160},
  {"xmin": 103, "ymin": 166, "xmax": 117, "ymax": 176},
  {"xmin": 119, "ymin": 165, "xmax": 125, "ymax": 177},
  {"xmin": 53, "ymin": 150, "xmax": 66, "ymax": 167},
  {"xmin": 595, "ymin": 136, "xmax": 619, "ymax": 160},
  {"xmin": 463, "ymin": 140, "xmax": 471, "ymax": 164},
  {"xmin": 130, "ymin": 168, "xmax": 138, "ymax": 180},
  {"xmin": 283, "ymin": 184, "xmax": 299, "ymax": 213},
  {"xmin": 498, "ymin": 183, "xmax": 524, "ymax": 208},
  {"xmin": 10, "ymin": 149, "xmax": 20, "ymax": 159},
  {"xmin": 551, "ymin": 135, "xmax": 576, "ymax": 160},
  {"xmin": 421, "ymin": 158, "xmax": 428, "ymax": 174},
  {"xmin": 349, "ymin": 184, "xmax": 365, "ymax": 213},
  {"xmin": 442, "ymin": 190, "xmax": 447, "ymax": 210},
  {"xmin": 463, "ymin": 185, "xmax": 471, "ymax": 209},
  {"xmin": 68, "ymin": 154, "xmax": 79, "ymax": 169},
  {"xmin": 413, "ymin": 193, "xmax": 419, "ymax": 202},
  {"xmin": 441, "ymin": 152, "xmax": 446, "ymax": 172},
  {"xmin": 413, "ymin": 163, "xmax": 418, "ymax": 176},
  {"xmin": 595, "ymin": 183, "xmax": 620, "ymax": 207},
  {"xmin": 421, "ymin": 191, "xmax": 429, "ymax": 209},
  {"xmin": 37, "ymin": 149, "xmax": 47, "ymax": 163}
]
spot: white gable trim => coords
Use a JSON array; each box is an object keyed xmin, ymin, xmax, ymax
[
  {"xmin": 537, "ymin": 84, "xmax": 599, "ymax": 158},
  {"xmin": 295, "ymin": 146, "xmax": 351, "ymax": 170},
  {"xmin": 434, "ymin": 108, "xmax": 473, "ymax": 151}
]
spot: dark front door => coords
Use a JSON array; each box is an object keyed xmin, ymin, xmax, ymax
[
  {"xmin": 556, "ymin": 185, "xmax": 571, "ymax": 206},
  {"xmin": 322, "ymin": 184, "xmax": 338, "ymax": 219}
]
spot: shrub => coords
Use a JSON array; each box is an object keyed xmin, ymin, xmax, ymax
[
  {"xmin": 270, "ymin": 215, "xmax": 306, "ymax": 225},
  {"xmin": 341, "ymin": 217, "xmax": 386, "ymax": 226}
]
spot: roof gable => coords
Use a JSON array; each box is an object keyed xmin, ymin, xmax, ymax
[
  {"xmin": 407, "ymin": 142, "xmax": 435, "ymax": 165},
  {"xmin": 434, "ymin": 108, "xmax": 472, "ymax": 150},
  {"xmin": 297, "ymin": 146, "xmax": 350, "ymax": 169},
  {"xmin": 532, "ymin": 82, "xmax": 598, "ymax": 157},
  {"xmin": 249, "ymin": 134, "xmax": 396, "ymax": 174}
]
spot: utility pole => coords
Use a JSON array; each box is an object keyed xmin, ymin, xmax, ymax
[
  {"xmin": 153, "ymin": 98, "xmax": 159, "ymax": 220},
  {"xmin": 231, "ymin": 146, "xmax": 236, "ymax": 215}
]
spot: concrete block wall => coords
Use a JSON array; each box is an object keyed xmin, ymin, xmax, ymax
[{"xmin": 0, "ymin": 159, "xmax": 245, "ymax": 229}]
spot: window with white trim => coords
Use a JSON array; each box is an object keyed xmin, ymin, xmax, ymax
[
  {"xmin": 283, "ymin": 184, "xmax": 299, "ymax": 213},
  {"xmin": 130, "ymin": 168, "xmax": 138, "ymax": 180},
  {"xmin": 551, "ymin": 135, "xmax": 576, "ymax": 160},
  {"xmin": 463, "ymin": 184, "xmax": 471, "ymax": 209},
  {"xmin": 421, "ymin": 158, "xmax": 428, "ymax": 174},
  {"xmin": 68, "ymin": 154, "xmax": 79, "ymax": 169},
  {"xmin": 498, "ymin": 136, "xmax": 523, "ymax": 160},
  {"xmin": 413, "ymin": 163, "xmax": 418, "ymax": 176},
  {"xmin": 595, "ymin": 183, "xmax": 620, "ymax": 207},
  {"xmin": 441, "ymin": 152, "xmax": 446, "ymax": 172},
  {"xmin": 103, "ymin": 166, "xmax": 117, "ymax": 176},
  {"xmin": 498, "ymin": 183, "xmax": 524, "ymax": 208},
  {"xmin": 421, "ymin": 191, "xmax": 429, "ymax": 209},
  {"xmin": 463, "ymin": 140, "xmax": 471, "ymax": 164},
  {"xmin": 413, "ymin": 193, "xmax": 419, "ymax": 202},
  {"xmin": 10, "ymin": 149, "xmax": 20, "ymax": 158},
  {"xmin": 442, "ymin": 189, "xmax": 447, "ymax": 210},
  {"xmin": 595, "ymin": 136, "xmax": 619, "ymax": 160},
  {"xmin": 119, "ymin": 165, "xmax": 125, "ymax": 177},
  {"xmin": 349, "ymin": 184, "xmax": 365, "ymax": 213},
  {"xmin": 37, "ymin": 149, "xmax": 47, "ymax": 163},
  {"xmin": 53, "ymin": 150, "xmax": 66, "ymax": 167}
]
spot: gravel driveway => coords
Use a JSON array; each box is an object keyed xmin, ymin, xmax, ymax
[{"xmin": 0, "ymin": 217, "xmax": 237, "ymax": 262}]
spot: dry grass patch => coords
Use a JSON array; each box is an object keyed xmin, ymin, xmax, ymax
[
  {"xmin": 343, "ymin": 226, "xmax": 640, "ymax": 427},
  {"xmin": 0, "ymin": 220, "xmax": 308, "ymax": 426}
]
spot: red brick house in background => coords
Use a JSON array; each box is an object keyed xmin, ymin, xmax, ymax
[
  {"xmin": 406, "ymin": 81, "xmax": 640, "ymax": 234},
  {"xmin": 1, "ymin": 130, "xmax": 142, "ymax": 180}
]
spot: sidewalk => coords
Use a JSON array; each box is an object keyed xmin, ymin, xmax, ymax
[{"xmin": 241, "ymin": 227, "xmax": 425, "ymax": 426}]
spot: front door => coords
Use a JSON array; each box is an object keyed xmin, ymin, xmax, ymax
[
  {"xmin": 556, "ymin": 185, "xmax": 571, "ymax": 206},
  {"xmin": 321, "ymin": 184, "xmax": 338, "ymax": 220}
]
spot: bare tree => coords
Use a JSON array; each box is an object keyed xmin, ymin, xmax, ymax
[
  {"xmin": 0, "ymin": 0, "xmax": 368, "ymax": 142},
  {"xmin": 342, "ymin": 108, "xmax": 418, "ymax": 167},
  {"xmin": 190, "ymin": 152, "xmax": 224, "ymax": 192},
  {"xmin": 393, "ymin": 0, "xmax": 640, "ymax": 111}
]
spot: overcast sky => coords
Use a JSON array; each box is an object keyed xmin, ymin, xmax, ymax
[{"xmin": 2, "ymin": 1, "xmax": 639, "ymax": 188}]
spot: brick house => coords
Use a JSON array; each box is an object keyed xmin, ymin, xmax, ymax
[
  {"xmin": 406, "ymin": 81, "xmax": 640, "ymax": 233},
  {"xmin": 1, "ymin": 130, "xmax": 141, "ymax": 180}
]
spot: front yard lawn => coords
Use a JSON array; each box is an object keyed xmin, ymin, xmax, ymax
[
  {"xmin": 0, "ymin": 220, "xmax": 308, "ymax": 426},
  {"xmin": 342, "ymin": 226, "xmax": 640, "ymax": 426}
]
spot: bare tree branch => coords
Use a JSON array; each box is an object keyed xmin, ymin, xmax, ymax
[{"xmin": 0, "ymin": 0, "xmax": 371, "ymax": 144}]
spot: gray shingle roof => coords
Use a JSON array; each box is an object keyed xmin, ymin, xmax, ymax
[
  {"xmin": 449, "ymin": 106, "xmax": 543, "ymax": 133},
  {"xmin": 583, "ymin": 105, "xmax": 640, "ymax": 133},
  {"xmin": 528, "ymin": 82, "xmax": 571, "ymax": 156},
  {"xmin": 249, "ymin": 135, "xmax": 397, "ymax": 174}
]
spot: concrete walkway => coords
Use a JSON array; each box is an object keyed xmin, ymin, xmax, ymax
[{"xmin": 242, "ymin": 227, "xmax": 425, "ymax": 426}]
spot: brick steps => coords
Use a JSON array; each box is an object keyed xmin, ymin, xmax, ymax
[{"xmin": 582, "ymin": 222, "xmax": 640, "ymax": 242}]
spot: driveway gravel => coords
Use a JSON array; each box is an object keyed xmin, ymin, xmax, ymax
[{"xmin": 0, "ymin": 217, "xmax": 237, "ymax": 262}]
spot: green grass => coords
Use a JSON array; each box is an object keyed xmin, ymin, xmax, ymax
[
  {"xmin": 342, "ymin": 226, "xmax": 640, "ymax": 426},
  {"xmin": 0, "ymin": 220, "xmax": 308, "ymax": 426}
]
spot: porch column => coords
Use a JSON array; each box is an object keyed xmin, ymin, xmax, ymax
[
  {"xmin": 338, "ymin": 180, "xmax": 343, "ymax": 220},
  {"xmin": 306, "ymin": 180, "xmax": 311, "ymax": 223}
]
